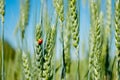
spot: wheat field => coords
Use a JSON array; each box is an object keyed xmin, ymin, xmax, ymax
[{"xmin": 0, "ymin": 0, "xmax": 120, "ymax": 80}]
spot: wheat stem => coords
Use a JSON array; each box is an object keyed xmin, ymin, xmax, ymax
[{"xmin": 1, "ymin": 21, "xmax": 4, "ymax": 80}]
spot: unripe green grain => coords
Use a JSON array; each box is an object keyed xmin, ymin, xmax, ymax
[
  {"xmin": 101, "ymin": 0, "xmax": 112, "ymax": 79},
  {"xmin": 0, "ymin": 0, "xmax": 5, "ymax": 23},
  {"xmin": 19, "ymin": 0, "xmax": 30, "ymax": 39},
  {"xmin": 90, "ymin": 0, "xmax": 98, "ymax": 28},
  {"xmin": 115, "ymin": 0, "xmax": 120, "ymax": 79},
  {"xmin": 22, "ymin": 52, "xmax": 31, "ymax": 80},
  {"xmin": 43, "ymin": 26, "xmax": 56, "ymax": 80},
  {"xmin": 69, "ymin": 0, "xmax": 79, "ymax": 49},
  {"xmin": 53, "ymin": 0, "xmax": 64, "ymax": 22},
  {"xmin": 106, "ymin": 0, "xmax": 111, "ymax": 36},
  {"xmin": 69, "ymin": 0, "xmax": 80, "ymax": 79},
  {"xmin": 93, "ymin": 12, "xmax": 103, "ymax": 80},
  {"xmin": 89, "ymin": 0, "xmax": 99, "ymax": 79},
  {"xmin": 53, "ymin": 0, "xmax": 65, "ymax": 79},
  {"xmin": 64, "ymin": 14, "xmax": 71, "ymax": 80},
  {"xmin": 32, "ymin": 53, "xmax": 37, "ymax": 79},
  {"xmin": 35, "ymin": 24, "xmax": 43, "ymax": 79}
]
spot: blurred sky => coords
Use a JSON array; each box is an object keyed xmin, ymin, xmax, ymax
[{"xmin": 0, "ymin": 0, "xmax": 116, "ymax": 59}]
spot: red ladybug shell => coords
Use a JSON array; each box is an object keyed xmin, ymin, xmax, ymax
[{"xmin": 38, "ymin": 38, "xmax": 43, "ymax": 45}]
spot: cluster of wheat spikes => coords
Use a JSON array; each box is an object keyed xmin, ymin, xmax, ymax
[
  {"xmin": 2, "ymin": 0, "xmax": 120, "ymax": 80},
  {"xmin": 0, "ymin": 0, "xmax": 5, "ymax": 80},
  {"xmin": 33, "ymin": 17, "xmax": 57, "ymax": 80},
  {"xmin": 43, "ymin": 26, "xmax": 56, "ymax": 79},
  {"xmin": 53, "ymin": 0, "xmax": 80, "ymax": 79}
]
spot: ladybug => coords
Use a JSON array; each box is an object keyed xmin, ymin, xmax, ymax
[{"xmin": 38, "ymin": 38, "xmax": 43, "ymax": 45}]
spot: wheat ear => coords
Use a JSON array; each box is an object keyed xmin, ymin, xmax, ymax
[
  {"xmin": 64, "ymin": 13, "xmax": 71, "ymax": 80},
  {"xmin": 53, "ymin": 0, "xmax": 64, "ymax": 22},
  {"xmin": 22, "ymin": 52, "xmax": 31, "ymax": 80},
  {"xmin": 34, "ymin": 24, "xmax": 43, "ymax": 79},
  {"xmin": 53, "ymin": 0, "xmax": 66, "ymax": 79},
  {"xmin": 102, "ymin": 0, "xmax": 112, "ymax": 79},
  {"xmin": 0, "ymin": 0, "xmax": 5, "ymax": 23},
  {"xmin": 115, "ymin": 0, "xmax": 120, "ymax": 79},
  {"xmin": 42, "ymin": 26, "xmax": 56, "ymax": 80},
  {"xmin": 0, "ymin": 0, "xmax": 5, "ymax": 80},
  {"xmin": 68, "ymin": 0, "xmax": 80, "ymax": 79},
  {"xmin": 106, "ymin": 0, "xmax": 111, "ymax": 37},
  {"xmin": 89, "ymin": 0, "xmax": 98, "ymax": 79},
  {"xmin": 19, "ymin": 0, "xmax": 30, "ymax": 39},
  {"xmin": 93, "ymin": 12, "xmax": 103, "ymax": 80}
]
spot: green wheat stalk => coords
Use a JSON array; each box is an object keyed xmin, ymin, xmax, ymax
[
  {"xmin": 93, "ymin": 12, "xmax": 103, "ymax": 80},
  {"xmin": 64, "ymin": 10, "xmax": 71, "ymax": 80},
  {"xmin": 19, "ymin": 0, "xmax": 30, "ymax": 80},
  {"xmin": 14, "ymin": 49, "xmax": 22, "ymax": 80},
  {"xmin": 43, "ymin": 28, "xmax": 52, "ymax": 80},
  {"xmin": 53, "ymin": 0, "xmax": 64, "ymax": 22},
  {"xmin": 69, "ymin": 0, "xmax": 79, "ymax": 48},
  {"xmin": 89, "ymin": 0, "xmax": 98, "ymax": 79},
  {"xmin": 101, "ymin": 0, "xmax": 112, "ymax": 79},
  {"xmin": 34, "ymin": 24, "xmax": 43, "ymax": 79},
  {"xmin": 22, "ymin": 52, "xmax": 31, "ymax": 80},
  {"xmin": 0, "ymin": 0, "xmax": 5, "ymax": 23},
  {"xmin": 42, "ymin": 26, "xmax": 56, "ymax": 80},
  {"xmin": 68, "ymin": 0, "xmax": 80, "ymax": 79},
  {"xmin": 53, "ymin": 0, "xmax": 66, "ymax": 79},
  {"xmin": 115, "ymin": 0, "xmax": 120, "ymax": 79},
  {"xmin": 0, "ymin": 0, "xmax": 5, "ymax": 80},
  {"xmin": 32, "ymin": 54, "xmax": 37, "ymax": 80},
  {"xmin": 19, "ymin": 0, "xmax": 30, "ymax": 39},
  {"xmin": 106, "ymin": 0, "xmax": 111, "ymax": 38}
]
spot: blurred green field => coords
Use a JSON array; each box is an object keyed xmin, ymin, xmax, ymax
[{"xmin": 0, "ymin": 41, "xmax": 89, "ymax": 80}]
